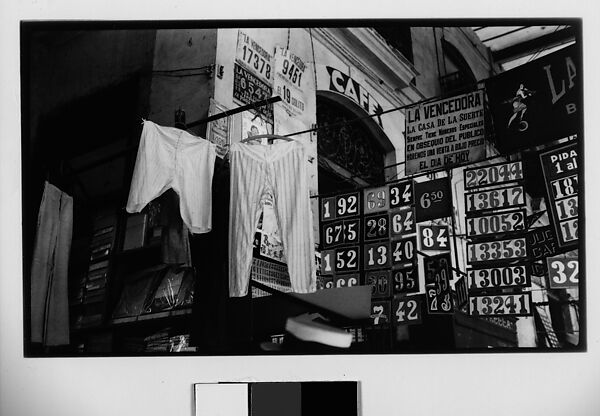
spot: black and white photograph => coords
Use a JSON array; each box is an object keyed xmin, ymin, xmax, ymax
[
  {"xmin": 20, "ymin": 20, "xmax": 583, "ymax": 357},
  {"xmin": 2, "ymin": 2, "xmax": 600, "ymax": 415}
]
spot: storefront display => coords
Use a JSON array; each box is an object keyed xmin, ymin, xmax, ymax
[{"xmin": 22, "ymin": 24, "xmax": 583, "ymax": 356}]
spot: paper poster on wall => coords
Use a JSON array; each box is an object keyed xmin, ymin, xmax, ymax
[
  {"xmin": 234, "ymin": 31, "xmax": 274, "ymax": 123},
  {"xmin": 273, "ymin": 46, "xmax": 310, "ymax": 120},
  {"xmin": 256, "ymin": 194, "xmax": 286, "ymax": 263},
  {"xmin": 236, "ymin": 30, "xmax": 273, "ymax": 85},
  {"xmin": 241, "ymin": 111, "xmax": 272, "ymax": 140},
  {"xmin": 405, "ymin": 90, "xmax": 485, "ymax": 174},
  {"xmin": 207, "ymin": 98, "xmax": 231, "ymax": 159}
]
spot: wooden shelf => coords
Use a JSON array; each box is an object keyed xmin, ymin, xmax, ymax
[
  {"xmin": 115, "ymin": 243, "xmax": 161, "ymax": 257},
  {"xmin": 111, "ymin": 308, "xmax": 192, "ymax": 325}
]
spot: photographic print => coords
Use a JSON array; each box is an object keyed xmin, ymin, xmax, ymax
[{"xmin": 21, "ymin": 20, "xmax": 583, "ymax": 356}]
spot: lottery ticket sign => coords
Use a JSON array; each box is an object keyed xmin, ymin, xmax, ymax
[
  {"xmin": 464, "ymin": 161, "xmax": 524, "ymax": 190},
  {"xmin": 453, "ymin": 276, "xmax": 469, "ymax": 310},
  {"xmin": 417, "ymin": 224, "xmax": 450, "ymax": 251},
  {"xmin": 390, "ymin": 207, "xmax": 416, "ymax": 238},
  {"xmin": 366, "ymin": 270, "xmax": 392, "ymax": 299},
  {"xmin": 424, "ymin": 253, "xmax": 454, "ymax": 314},
  {"xmin": 233, "ymin": 64, "xmax": 273, "ymax": 122},
  {"xmin": 466, "ymin": 209, "xmax": 526, "ymax": 238},
  {"xmin": 546, "ymin": 256, "xmax": 579, "ymax": 289},
  {"xmin": 466, "ymin": 238, "xmax": 527, "ymax": 264},
  {"xmin": 469, "ymin": 292, "xmax": 532, "ymax": 317},
  {"xmin": 389, "ymin": 180, "xmax": 414, "ymax": 208},
  {"xmin": 321, "ymin": 218, "xmax": 360, "ymax": 249},
  {"xmin": 320, "ymin": 191, "xmax": 361, "ymax": 222},
  {"xmin": 236, "ymin": 31, "xmax": 272, "ymax": 84},
  {"xmin": 405, "ymin": 90, "xmax": 486, "ymax": 174},
  {"xmin": 371, "ymin": 300, "xmax": 391, "ymax": 326},
  {"xmin": 392, "ymin": 267, "xmax": 419, "ymax": 294},
  {"xmin": 414, "ymin": 177, "xmax": 452, "ymax": 223},
  {"xmin": 464, "ymin": 184, "xmax": 525, "ymax": 214},
  {"xmin": 468, "ymin": 265, "xmax": 530, "ymax": 291},
  {"xmin": 363, "ymin": 185, "xmax": 390, "ymax": 214},
  {"xmin": 273, "ymin": 47, "xmax": 308, "ymax": 118},
  {"xmin": 539, "ymin": 142, "xmax": 579, "ymax": 248},
  {"xmin": 392, "ymin": 295, "xmax": 423, "ymax": 325}
]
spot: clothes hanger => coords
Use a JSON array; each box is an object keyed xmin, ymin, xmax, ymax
[{"xmin": 239, "ymin": 134, "xmax": 294, "ymax": 144}]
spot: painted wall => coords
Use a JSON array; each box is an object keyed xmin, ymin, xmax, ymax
[
  {"xmin": 27, "ymin": 29, "xmax": 156, "ymax": 146},
  {"xmin": 148, "ymin": 29, "xmax": 218, "ymax": 131}
]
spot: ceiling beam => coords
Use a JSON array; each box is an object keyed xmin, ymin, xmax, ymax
[
  {"xmin": 493, "ymin": 26, "xmax": 576, "ymax": 63},
  {"xmin": 480, "ymin": 26, "xmax": 528, "ymax": 43}
]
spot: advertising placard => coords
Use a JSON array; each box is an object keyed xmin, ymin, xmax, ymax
[
  {"xmin": 485, "ymin": 45, "xmax": 581, "ymax": 154},
  {"xmin": 547, "ymin": 256, "xmax": 579, "ymax": 289},
  {"xmin": 236, "ymin": 30, "xmax": 272, "ymax": 84},
  {"xmin": 468, "ymin": 265, "xmax": 530, "ymax": 292},
  {"xmin": 424, "ymin": 253, "xmax": 454, "ymax": 314},
  {"xmin": 464, "ymin": 160, "xmax": 524, "ymax": 190},
  {"xmin": 539, "ymin": 142, "xmax": 579, "ymax": 248},
  {"xmin": 469, "ymin": 293, "xmax": 532, "ymax": 317},
  {"xmin": 466, "ymin": 209, "xmax": 526, "ymax": 238},
  {"xmin": 233, "ymin": 63, "xmax": 273, "ymax": 122},
  {"xmin": 206, "ymin": 98, "xmax": 231, "ymax": 159},
  {"xmin": 273, "ymin": 47, "xmax": 309, "ymax": 119},
  {"xmin": 417, "ymin": 224, "xmax": 450, "ymax": 251},
  {"xmin": 464, "ymin": 184, "xmax": 525, "ymax": 215},
  {"xmin": 414, "ymin": 177, "xmax": 452, "ymax": 222},
  {"xmin": 466, "ymin": 238, "xmax": 527, "ymax": 264},
  {"xmin": 405, "ymin": 90, "xmax": 486, "ymax": 174},
  {"xmin": 392, "ymin": 295, "xmax": 423, "ymax": 325},
  {"xmin": 527, "ymin": 225, "xmax": 559, "ymax": 261}
]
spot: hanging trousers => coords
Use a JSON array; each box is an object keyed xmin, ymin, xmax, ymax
[
  {"xmin": 30, "ymin": 181, "xmax": 72, "ymax": 346},
  {"xmin": 228, "ymin": 141, "xmax": 316, "ymax": 297},
  {"xmin": 127, "ymin": 120, "xmax": 216, "ymax": 234}
]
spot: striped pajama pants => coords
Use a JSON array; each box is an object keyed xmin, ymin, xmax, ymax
[{"xmin": 228, "ymin": 141, "xmax": 316, "ymax": 297}]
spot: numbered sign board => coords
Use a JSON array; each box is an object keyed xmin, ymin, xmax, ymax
[
  {"xmin": 539, "ymin": 142, "xmax": 579, "ymax": 248},
  {"xmin": 233, "ymin": 64, "xmax": 273, "ymax": 122},
  {"xmin": 363, "ymin": 185, "xmax": 390, "ymax": 214},
  {"xmin": 418, "ymin": 224, "xmax": 450, "ymax": 251},
  {"xmin": 389, "ymin": 180, "xmax": 414, "ymax": 208},
  {"xmin": 424, "ymin": 253, "xmax": 454, "ymax": 314},
  {"xmin": 466, "ymin": 209, "xmax": 526, "ymax": 238},
  {"xmin": 414, "ymin": 177, "xmax": 452, "ymax": 222},
  {"xmin": 334, "ymin": 273, "xmax": 360, "ymax": 289},
  {"xmin": 468, "ymin": 265, "xmax": 530, "ymax": 291},
  {"xmin": 527, "ymin": 226, "xmax": 558, "ymax": 261},
  {"xmin": 392, "ymin": 295, "xmax": 422, "ymax": 326},
  {"xmin": 391, "ymin": 237, "xmax": 417, "ymax": 267},
  {"xmin": 547, "ymin": 257, "xmax": 579, "ymax": 289},
  {"xmin": 464, "ymin": 161, "xmax": 524, "ymax": 190},
  {"xmin": 371, "ymin": 300, "xmax": 391, "ymax": 326},
  {"xmin": 320, "ymin": 191, "xmax": 361, "ymax": 222},
  {"xmin": 392, "ymin": 267, "xmax": 420, "ymax": 295},
  {"xmin": 321, "ymin": 218, "xmax": 360, "ymax": 249},
  {"xmin": 364, "ymin": 241, "xmax": 390, "ymax": 270},
  {"xmin": 366, "ymin": 270, "xmax": 392, "ymax": 299},
  {"xmin": 320, "ymin": 247, "xmax": 360, "ymax": 275},
  {"xmin": 465, "ymin": 184, "xmax": 525, "ymax": 214},
  {"xmin": 454, "ymin": 276, "xmax": 469, "ymax": 310},
  {"xmin": 466, "ymin": 238, "xmax": 527, "ymax": 264},
  {"xmin": 469, "ymin": 292, "xmax": 532, "ymax": 317},
  {"xmin": 389, "ymin": 207, "xmax": 416, "ymax": 238},
  {"xmin": 363, "ymin": 213, "xmax": 389, "ymax": 242},
  {"xmin": 316, "ymin": 275, "xmax": 334, "ymax": 290}
]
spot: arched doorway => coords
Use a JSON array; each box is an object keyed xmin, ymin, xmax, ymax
[{"xmin": 316, "ymin": 93, "xmax": 392, "ymax": 194}]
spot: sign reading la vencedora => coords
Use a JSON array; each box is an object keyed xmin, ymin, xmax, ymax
[{"xmin": 405, "ymin": 90, "xmax": 485, "ymax": 175}]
